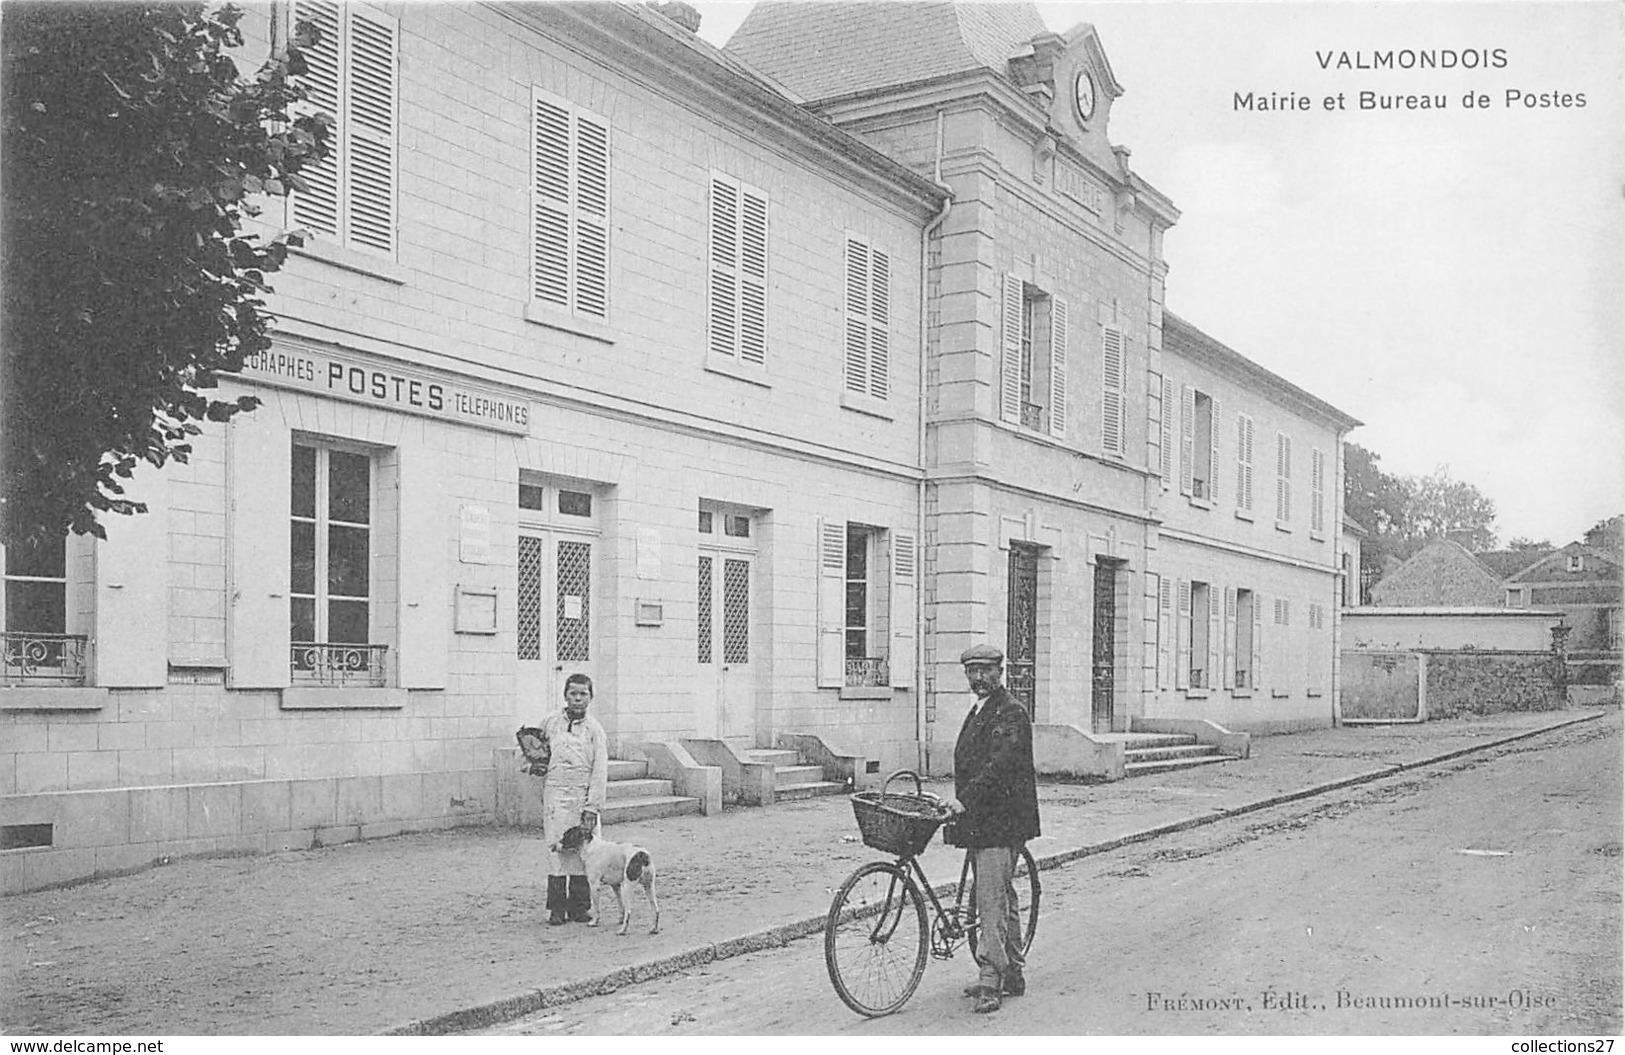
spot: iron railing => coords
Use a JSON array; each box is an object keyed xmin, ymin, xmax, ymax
[
  {"xmin": 2, "ymin": 632, "xmax": 88, "ymax": 686},
  {"xmin": 845, "ymin": 657, "xmax": 889, "ymax": 687},
  {"xmin": 1020, "ymin": 402, "xmax": 1044, "ymax": 430},
  {"xmin": 290, "ymin": 642, "xmax": 388, "ymax": 687}
]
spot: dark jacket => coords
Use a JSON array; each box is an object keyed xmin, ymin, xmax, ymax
[{"xmin": 947, "ymin": 685, "xmax": 1040, "ymax": 848}]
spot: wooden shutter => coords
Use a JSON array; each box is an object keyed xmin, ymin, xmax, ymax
[
  {"xmin": 1161, "ymin": 376, "xmax": 1175, "ymax": 489},
  {"xmin": 1276, "ymin": 433, "xmax": 1293, "ymax": 523},
  {"xmin": 1207, "ymin": 586, "xmax": 1222, "ymax": 693},
  {"xmin": 816, "ymin": 518, "xmax": 846, "ymax": 688},
  {"xmin": 707, "ymin": 176, "xmax": 739, "ymax": 358},
  {"xmin": 1207, "ymin": 396, "xmax": 1220, "ymax": 505},
  {"xmin": 1000, "ymin": 275, "xmax": 1023, "ymax": 424},
  {"xmin": 1049, "ymin": 296, "xmax": 1069, "ymax": 440},
  {"xmin": 739, "ymin": 188, "xmax": 768, "ymax": 365},
  {"xmin": 532, "ymin": 94, "xmax": 572, "ymax": 308},
  {"xmin": 95, "ymin": 465, "xmax": 168, "ymax": 687},
  {"xmin": 291, "ymin": 0, "xmax": 341, "ymax": 238},
  {"xmin": 397, "ymin": 447, "xmax": 448, "ymax": 689},
  {"xmin": 1223, "ymin": 587, "xmax": 1237, "ymax": 690},
  {"xmin": 228, "ymin": 407, "xmax": 293, "ymax": 688},
  {"xmin": 1143, "ymin": 572, "xmax": 1160, "ymax": 688},
  {"xmin": 869, "ymin": 248, "xmax": 890, "ymax": 399},
  {"xmin": 1236, "ymin": 414, "xmax": 1255, "ymax": 513},
  {"xmin": 1147, "ymin": 372, "xmax": 1163, "ymax": 482},
  {"xmin": 1175, "ymin": 578, "xmax": 1190, "ymax": 690},
  {"xmin": 843, "ymin": 238, "xmax": 870, "ymax": 395},
  {"xmin": 1158, "ymin": 576, "xmax": 1173, "ymax": 690},
  {"xmin": 889, "ymin": 531, "xmax": 916, "ymax": 688},
  {"xmin": 573, "ymin": 112, "xmax": 610, "ymax": 318},
  {"xmin": 1179, "ymin": 385, "xmax": 1195, "ymax": 496},
  {"xmin": 1101, "ymin": 324, "xmax": 1124, "ymax": 454},
  {"xmin": 1311, "ymin": 448, "xmax": 1326, "ymax": 533},
  {"xmin": 1252, "ymin": 590, "xmax": 1263, "ymax": 692},
  {"xmin": 343, "ymin": 4, "xmax": 397, "ymax": 255}
]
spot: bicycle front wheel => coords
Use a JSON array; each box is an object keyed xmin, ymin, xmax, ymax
[
  {"xmin": 966, "ymin": 845, "xmax": 1041, "ymax": 959},
  {"xmin": 824, "ymin": 861, "xmax": 930, "ymax": 1017}
]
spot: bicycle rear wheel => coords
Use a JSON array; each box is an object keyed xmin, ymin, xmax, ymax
[
  {"xmin": 966, "ymin": 846, "xmax": 1041, "ymax": 959},
  {"xmin": 825, "ymin": 861, "xmax": 930, "ymax": 1017}
]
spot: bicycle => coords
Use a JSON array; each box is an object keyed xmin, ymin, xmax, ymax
[{"xmin": 824, "ymin": 770, "xmax": 1040, "ymax": 1017}]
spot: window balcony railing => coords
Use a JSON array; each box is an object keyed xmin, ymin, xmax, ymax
[
  {"xmin": 1235, "ymin": 670, "xmax": 1250, "ymax": 689},
  {"xmin": 1191, "ymin": 478, "xmax": 1207, "ymax": 499},
  {"xmin": 1189, "ymin": 667, "xmax": 1207, "ymax": 690},
  {"xmin": 290, "ymin": 642, "xmax": 388, "ymax": 687},
  {"xmin": 2, "ymin": 632, "xmax": 89, "ymax": 686},
  {"xmin": 845, "ymin": 657, "xmax": 889, "ymax": 688},
  {"xmin": 1020, "ymin": 402, "xmax": 1045, "ymax": 430}
]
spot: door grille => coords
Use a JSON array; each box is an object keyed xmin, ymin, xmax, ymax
[
  {"xmin": 697, "ymin": 556, "xmax": 713, "ymax": 664},
  {"xmin": 517, "ymin": 535, "xmax": 542, "ymax": 661},
  {"xmin": 723, "ymin": 558, "xmax": 749, "ymax": 664},
  {"xmin": 556, "ymin": 540, "xmax": 591, "ymax": 662}
]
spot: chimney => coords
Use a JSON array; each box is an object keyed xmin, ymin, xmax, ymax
[{"xmin": 648, "ymin": 1, "xmax": 702, "ymax": 33}]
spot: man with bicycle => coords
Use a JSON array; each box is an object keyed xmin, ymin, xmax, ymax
[{"xmin": 942, "ymin": 644, "xmax": 1040, "ymax": 1014}]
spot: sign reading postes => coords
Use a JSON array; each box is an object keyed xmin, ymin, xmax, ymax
[{"xmin": 242, "ymin": 347, "xmax": 531, "ymax": 435}]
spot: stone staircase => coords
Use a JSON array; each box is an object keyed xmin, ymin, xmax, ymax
[
  {"xmin": 1122, "ymin": 731, "xmax": 1232, "ymax": 777},
  {"xmin": 601, "ymin": 758, "xmax": 702, "ymax": 824},
  {"xmin": 740, "ymin": 747, "xmax": 849, "ymax": 801}
]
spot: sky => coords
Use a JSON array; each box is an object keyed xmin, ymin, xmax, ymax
[{"xmin": 694, "ymin": 0, "xmax": 1625, "ymax": 547}]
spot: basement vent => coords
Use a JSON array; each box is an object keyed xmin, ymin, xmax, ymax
[
  {"xmin": 169, "ymin": 666, "xmax": 226, "ymax": 685},
  {"xmin": 2, "ymin": 823, "xmax": 53, "ymax": 851},
  {"xmin": 866, "ymin": 760, "xmax": 881, "ymax": 774}
]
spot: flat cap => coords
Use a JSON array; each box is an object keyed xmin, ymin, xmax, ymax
[{"xmin": 959, "ymin": 644, "xmax": 1004, "ymax": 665}]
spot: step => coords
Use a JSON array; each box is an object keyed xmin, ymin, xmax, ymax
[
  {"xmin": 742, "ymin": 749, "xmax": 800, "ymax": 767},
  {"xmin": 773, "ymin": 764, "xmax": 827, "ymax": 786},
  {"xmin": 773, "ymin": 780, "xmax": 849, "ymax": 802},
  {"xmin": 1121, "ymin": 732, "xmax": 1199, "ymax": 750},
  {"xmin": 1124, "ymin": 755, "xmax": 1232, "ymax": 777},
  {"xmin": 600, "ymin": 793, "xmax": 702, "ymax": 824},
  {"xmin": 1124, "ymin": 743, "xmax": 1222, "ymax": 764},
  {"xmin": 606, "ymin": 776, "xmax": 675, "ymax": 800},
  {"xmin": 607, "ymin": 759, "xmax": 649, "ymax": 781}
]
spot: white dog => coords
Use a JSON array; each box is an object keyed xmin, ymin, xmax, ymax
[{"xmin": 554, "ymin": 819, "xmax": 660, "ymax": 936}]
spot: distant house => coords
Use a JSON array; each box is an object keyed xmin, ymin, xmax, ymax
[
  {"xmin": 1368, "ymin": 539, "xmax": 1504, "ymax": 607},
  {"xmin": 1504, "ymin": 543, "xmax": 1623, "ymax": 678}
]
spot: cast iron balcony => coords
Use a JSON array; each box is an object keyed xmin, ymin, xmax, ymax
[
  {"xmin": 845, "ymin": 657, "xmax": 889, "ymax": 687},
  {"xmin": 2, "ymin": 632, "xmax": 89, "ymax": 686},
  {"xmin": 290, "ymin": 642, "xmax": 388, "ymax": 687}
]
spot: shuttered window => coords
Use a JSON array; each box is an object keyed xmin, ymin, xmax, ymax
[
  {"xmin": 708, "ymin": 173, "xmax": 768, "ymax": 366},
  {"xmin": 1235, "ymin": 413, "xmax": 1255, "ymax": 514},
  {"xmin": 291, "ymin": 1, "xmax": 397, "ymax": 257},
  {"xmin": 843, "ymin": 237, "xmax": 891, "ymax": 400},
  {"xmin": 1101, "ymin": 325, "xmax": 1124, "ymax": 456},
  {"xmin": 531, "ymin": 88, "xmax": 610, "ymax": 319},
  {"xmin": 1160, "ymin": 376, "xmax": 1175, "ymax": 489},
  {"xmin": 999, "ymin": 275, "xmax": 1067, "ymax": 439},
  {"xmin": 1276, "ymin": 433, "xmax": 1294, "ymax": 525},
  {"xmin": 1310, "ymin": 447, "xmax": 1326, "ymax": 535}
]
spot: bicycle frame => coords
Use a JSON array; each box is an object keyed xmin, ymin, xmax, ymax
[{"xmin": 856, "ymin": 850, "xmax": 978, "ymax": 959}]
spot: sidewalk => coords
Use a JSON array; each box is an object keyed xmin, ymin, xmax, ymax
[{"xmin": 1, "ymin": 709, "xmax": 1608, "ymax": 1036}]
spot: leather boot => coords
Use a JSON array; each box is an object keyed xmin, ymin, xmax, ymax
[
  {"xmin": 567, "ymin": 875, "xmax": 594, "ymax": 923},
  {"xmin": 545, "ymin": 875, "xmax": 568, "ymax": 925}
]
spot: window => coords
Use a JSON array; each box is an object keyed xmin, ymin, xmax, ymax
[
  {"xmin": 557, "ymin": 490, "xmax": 593, "ymax": 518},
  {"xmin": 291, "ymin": 442, "xmax": 383, "ymax": 685},
  {"xmin": 1189, "ymin": 581, "xmax": 1211, "ymax": 689},
  {"xmin": 844, "ymin": 526, "xmax": 883, "ymax": 675},
  {"xmin": 724, "ymin": 515, "xmax": 751, "ymax": 538},
  {"xmin": 999, "ymin": 275, "xmax": 1068, "ymax": 440},
  {"xmin": 1101, "ymin": 325, "xmax": 1124, "ymax": 456},
  {"xmin": 1568, "ymin": 554, "xmax": 1585, "ymax": 572},
  {"xmin": 1229, "ymin": 588, "xmax": 1257, "ymax": 690},
  {"xmin": 531, "ymin": 88, "xmax": 610, "ymax": 320},
  {"xmin": 1234, "ymin": 413, "xmax": 1256, "ymax": 516},
  {"xmin": 707, "ymin": 173, "xmax": 768, "ymax": 367},
  {"xmin": 1310, "ymin": 448, "xmax": 1326, "ymax": 536},
  {"xmin": 1275, "ymin": 432, "xmax": 1293, "ymax": 526},
  {"xmin": 843, "ymin": 236, "xmax": 891, "ymax": 400},
  {"xmin": 817, "ymin": 519, "xmax": 915, "ymax": 690},
  {"xmin": 291, "ymin": 1, "xmax": 398, "ymax": 256},
  {"xmin": 1180, "ymin": 387, "xmax": 1217, "ymax": 503},
  {"xmin": 1, "ymin": 536, "xmax": 85, "ymax": 685}
]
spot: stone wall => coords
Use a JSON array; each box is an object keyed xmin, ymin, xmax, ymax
[{"xmin": 1423, "ymin": 650, "xmax": 1566, "ymax": 717}]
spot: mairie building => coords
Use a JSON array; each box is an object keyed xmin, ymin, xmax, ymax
[{"xmin": 0, "ymin": 1, "xmax": 1358, "ymax": 893}]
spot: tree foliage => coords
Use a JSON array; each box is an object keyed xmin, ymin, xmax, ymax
[
  {"xmin": 1584, "ymin": 514, "xmax": 1623, "ymax": 554},
  {"xmin": 1, "ymin": 2, "xmax": 331, "ymax": 548},
  {"xmin": 1405, "ymin": 466, "xmax": 1498, "ymax": 552}
]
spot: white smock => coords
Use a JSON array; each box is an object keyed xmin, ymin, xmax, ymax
[{"xmin": 538, "ymin": 709, "xmax": 608, "ymax": 874}]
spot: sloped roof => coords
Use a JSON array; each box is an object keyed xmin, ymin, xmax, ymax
[
  {"xmin": 1368, "ymin": 538, "xmax": 1504, "ymax": 607},
  {"xmin": 1162, "ymin": 312, "xmax": 1362, "ymax": 431},
  {"xmin": 1475, "ymin": 548, "xmax": 1552, "ymax": 579},
  {"xmin": 724, "ymin": 2, "xmax": 1049, "ymax": 102},
  {"xmin": 1506, "ymin": 541, "xmax": 1623, "ymax": 583}
]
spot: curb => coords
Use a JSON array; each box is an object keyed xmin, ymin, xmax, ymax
[{"xmin": 383, "ymin": 711, "xmax": 1601, "ymax": 1036}]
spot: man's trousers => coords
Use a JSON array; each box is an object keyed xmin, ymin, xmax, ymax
[{"xmin": 971, "ymin": 845, "xmax": 1025, "ymax": 989}]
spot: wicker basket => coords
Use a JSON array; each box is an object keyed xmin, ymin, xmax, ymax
[{"xmin": 850, "ymin": 770, "xmax": 945, "ymax": 857}]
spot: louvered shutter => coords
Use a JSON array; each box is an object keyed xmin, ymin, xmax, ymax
[
  {"xmin": 843, "ymin": 239, "xmax": 869, "ymax": 394},
  {"xmin": 739, "ymin": 189, "xmax": 768, "ymax": 365},
  {"xmin": 1102, "ymin": 325, "xmax": 1124, "ymax": 455},
  {"xmin": 1143, "ymin": 572, "xmax": 1160, "ymax": 687},
  {"xmin": 1000, "ymin": 275, "xmax": 1023, "ymax": 424},
  {"xmin": 343, "ymin": 5, "xmax": 396, "ymax": 254},
  {"xmin": 1223, "ymin": 587, "xmax": 1237, "ymax": 690},
  {"xmin": 889, "ymin": 531, "xmax": 916, "ymax": 688},
  {"xmin": 1207, "ymin": 586, "xmax": 1221, "ymax": 693},
  {"xmin": 1161, "ymin": 376, "xmax": 1175, "ymax": 488},
  {"xmin": 1175, "ymin": 579, "xmax": 1190, "ymax": 690},
  {"xmin": 708, "ymin": 177, "xmax": 739, "ymax": 358},
  {"xmin": 573, "ymin": 113, "xmax": 609, "ymax": 318},
  {"xmin": 1311, "ymin": 448, "xmax": 1326, "ymax": 533},
  {"xmin": 1158, "ymin": 577, "xmax": 1173, "ymax": 690},
  {"xmin": 1147, "ymin": 372, "xmax": 1163, "ymax": 481},
  {"xmin": 1049, "ymin": 297, "xmax": 1069, "ymax": 439},
  {"xmin": 1179, "ymin": 386, "xmax": 1195, "ymax": 495},
  {"xmin": 1207, "ymin": 396, "xmax": 1220, "ymax": 505},
  {"xmin": 532, "ymin": 95, "xmax": 572, "ymax": 308},
  {"xmin": 816, "ymin": 518, "xmax": 846, "ymax": 688},
  {"xmin": 291, "ymin": 0, "xmax": 341, "ymax": 238},
  {"xmin": 1236, "ymin": 414, "xmax": 1255, "ymax": 513},
  {"xmin": 869, "ymin": 249, "xmax": 889, "ymax": 399},
  {"xmin": 1276, "ymin": 433, "xmax": 1293, "ymax": 523},
  {"xmin": 1252, "ymin": 590, "xmax": 1263, "ymax": 691}
]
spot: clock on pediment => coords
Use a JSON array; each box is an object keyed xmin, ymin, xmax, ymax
[{"xmin": 1073, "ymin": 68, "xmax": 1097, "ymax": 123}]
